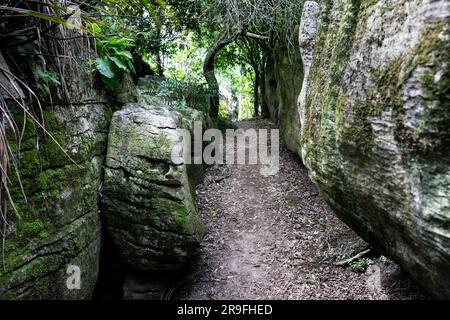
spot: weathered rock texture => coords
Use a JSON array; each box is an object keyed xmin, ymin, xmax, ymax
[
  {"xmin": 0, "ymin": 41, "xmax": 110, "ymax": 298},
  {"xmin": 297, "ymin": 0, "xmax": 450, "ymax": 298},
  {"xmin": 103, "ymin": 102, "xmax": 206, "ymax": 271},
  {"xmin": 297, "ymin": 1, "xmax": 320, "ymax": 125},
  {"xmin": 0, "ymin": 34, "xmax": 207, "ymax": 298},
  {"xmin": 265, "ymin": 38, "xmax": 304, "ymax": 154}
]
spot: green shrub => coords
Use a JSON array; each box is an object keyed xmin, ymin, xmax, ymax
[
  {"xmin": 139, "ymin": 77, "xmax": 211, "ymax": 111},
  {"xmin": 349, "ymin": 257, "xmax": 373, "ymax": 273}
]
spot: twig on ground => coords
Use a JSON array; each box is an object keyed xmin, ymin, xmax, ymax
[{"xmin": 334, "ymin": 249, "xmax": 371, "ymax": 266}]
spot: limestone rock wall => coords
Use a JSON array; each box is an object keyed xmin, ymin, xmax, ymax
[
  {"xmin": 297, "ymin": 0, "xmax": 450, "ymax": 298},
  {"xmin": 0, "ymin": 47, "xmax": 111, "ymax": 299},
  {"xmin": 265, "ymin": 39, "xmax": 304, "ymax": 154}
]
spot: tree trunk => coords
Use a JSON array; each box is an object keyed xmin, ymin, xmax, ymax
[
  {"xmin": 155, "ymin": 29, "xmax": 164, "ymax": 78},
  {"xmin": 253, "ymin": 70, "xmax": 260, "ymax": 117},
  {"xmin": 261, "ymin": 57, "xmax": 270, "ymax": 118},
  {"xmin": 204, "ymin": 29, "xmax": 241, "ymax": 119},
  {"xmin": 156, "ymin": 50, "xmax": 164, "ymax": 78}
]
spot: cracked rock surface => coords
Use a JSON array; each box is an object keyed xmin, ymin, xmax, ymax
[{"xmin": 103, "ymin": 102, "xmax": 206, "ymax": 271}]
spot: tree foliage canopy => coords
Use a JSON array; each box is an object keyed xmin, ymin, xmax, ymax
[{"xmin": 0, "ymin": 0, "xmax": 305, "ymax": 115}]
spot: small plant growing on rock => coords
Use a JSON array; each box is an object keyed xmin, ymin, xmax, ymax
[
  {"xmin": 379, "ymin": 255, "xmax": 389, "ymax": 264},
  {"xmin": 93, "ymin": 34, "xmax": 135, "ymax": 93},
  {"xmin": 349, "ymin": 257, "xmax": 373, "ymax": 273}
]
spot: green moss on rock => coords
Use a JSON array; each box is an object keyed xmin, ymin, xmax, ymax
[
  {"xmin": 300, "ymin": 0, "xmax": 450, "ymax": 298},
  {"xmin": 0, "ymin": 103, "xmax": 110, "ymax": 299},
  {"xmin": 103, "ymin": 102, "xmax": 206, "ymax": 271}
]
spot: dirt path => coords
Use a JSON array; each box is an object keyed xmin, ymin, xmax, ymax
[{"xmin": 176, "ymin": 119, "xmax": 428, "ymax": 300}]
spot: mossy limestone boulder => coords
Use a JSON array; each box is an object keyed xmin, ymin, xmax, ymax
[
  {"xmin": 0, "ymin": 33, "xmax": 108, "ymax": 299},
  {"xmin": 299, "ymin": 0, "xmax": 450, "ymax": 298},
  {"xmin": 103, "ymin": 102, "xmax": 206, "ymax": 271},
  {"xmin": 0, "ymin": 103, "xmax": 110, "ymax": 299}
]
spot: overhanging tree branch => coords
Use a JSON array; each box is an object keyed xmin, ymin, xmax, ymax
[{"xmin": 245, "ymin": 32, "xmax": 269, "ymax": 40}]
